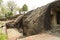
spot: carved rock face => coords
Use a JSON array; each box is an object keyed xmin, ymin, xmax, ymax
[{"xmin": 22, "ymin": 1, "xmax": 60, "ymax": 36}]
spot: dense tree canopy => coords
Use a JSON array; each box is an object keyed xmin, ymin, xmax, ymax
[
  {"xmin": 0, "ymin": 0, "xmax": 28, "ymax": 19},
  {"xmin": 0, "ymin": 0, "xmax": 3, "ymax": 5},
  {"xmin": 22, "ymin": 4, "xmax": 28, "ymax": 12}
]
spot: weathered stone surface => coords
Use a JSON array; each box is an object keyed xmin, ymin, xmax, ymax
[
  {"xmin": 7, "ymin": 28, "xmax": 23, "ymax": 40},
  {"xmin": 6, "ymin": 1, "xmax": 60, "ymax": 37},
  {"xmin": 18, "ymin": 33, "xmax": 60, "ymax": 40}
]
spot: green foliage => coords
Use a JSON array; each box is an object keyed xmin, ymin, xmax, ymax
[
  {"xmin": 0, "ymin": 18, "xmax": 7, "ymax": 40},
  {"xmin": 0, "ymin": 0, "xmax": 2, "ymax": 3},
  {"xmin": 7, "ymin": 1, "xmax": 16, "ymax": 11},
  {"xmin": 0, "ymin": 0, "xmax": 2, "ymax": 2},
  {"xmin": 0, "ymin": 0, "xmax": 3, "ymax": 5},
  {"xmin": 5, "ymin": 11, "xmax": 13, "ymax": 18},
  {"xmin": 22, "ymin": 4, "xmax": 28, "ymax": 11},
  {"xmin": 1, "ymin": 6, "xmax": 8, "ymax": 14},
  {"xmin": 0, "ymin": 0, "xmax": 29, "ymax": 19},
  {"xmin": 0, "ymin": 29, "xmax": 7, "ymax": 40},
  {"xmin": 0, "ymin": 5, "xmax": 13, "ymax": 18},
  {"xmin": 0, "ymin": 14, "xmax": 5, "ymax": 18},
  {"xmin": 6, "ymin": 1, "xmax": 17, "ymax": 17},
  {"xmin": 0, "ymin": 34, "xmax": 7, "ymax": 40}
]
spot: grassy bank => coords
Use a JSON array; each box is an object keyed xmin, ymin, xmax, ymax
[{"xmin": 0, "ymin": 21, "xmax": 7, "ymax": 40}]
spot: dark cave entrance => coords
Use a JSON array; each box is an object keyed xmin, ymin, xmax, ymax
[{"xmin": 56, "ymin": 11, "xmax": 60, "ymax": 24}]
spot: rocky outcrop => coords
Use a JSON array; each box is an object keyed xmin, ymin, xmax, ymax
[
  {"xmin": 23, "ymin": 5, "xmax": 49, "ymax": 36},
  {"xmin": 6, "ymin": 1, "xmax": 60, "ymax": 36},
  {"xmin": 6, "ymin": 4, "xmax": 50, "ymax": 36}
]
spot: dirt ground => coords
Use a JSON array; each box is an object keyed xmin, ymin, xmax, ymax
[
  {"xmin": 7, "ymin": 28, "xmax": 23, "ymax": 40},
  {"xmin": 18, "ymin": 33, "xmax": 60, "ymax": 40},
  {"xmin": 7, "ymin": 28, "xmax": 60, "ymax": 40}
]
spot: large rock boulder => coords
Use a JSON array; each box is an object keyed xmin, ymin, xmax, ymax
[{"xmin": 6, "ymin": 1, "xmax": 60, "ymax": 36}]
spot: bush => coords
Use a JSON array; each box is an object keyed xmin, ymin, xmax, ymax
[{"xmin": 5, "ymin": 12, "xmax": 13, "ymax": 18}]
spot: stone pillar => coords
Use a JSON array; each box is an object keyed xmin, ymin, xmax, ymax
[{"xmin": 51, "ymin": 10, "xmax": 57, "ymax": 26}]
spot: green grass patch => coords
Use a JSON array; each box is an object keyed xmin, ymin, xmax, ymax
[
  {"xmin": 0, "ymin": 33, "xmax": 7, "ymax": 40},
  {"xmin": 0, "ymin": 21, "xmax": 7, "ymax": 40},
  {"xmin": 0, "ymin": 26, "xmax": 7, "ymax": 40}
]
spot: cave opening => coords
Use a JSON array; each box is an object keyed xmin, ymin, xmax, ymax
[{"xmin": 56, "ymin": 11, "xmax": 60, "ymax": 24}]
